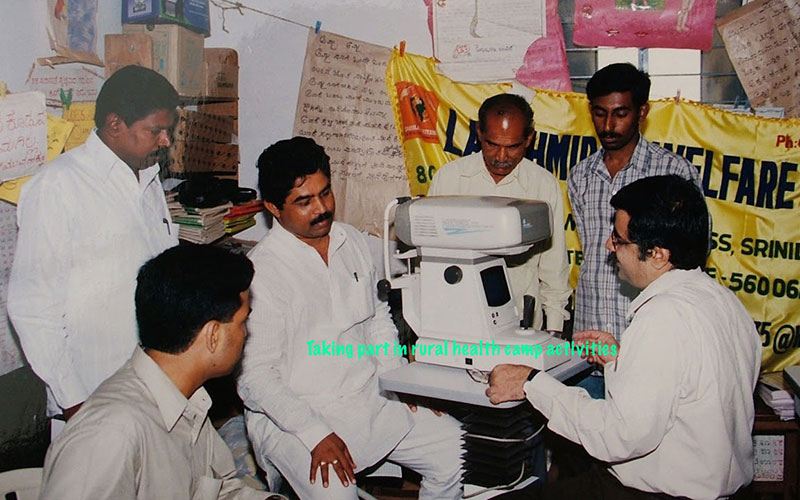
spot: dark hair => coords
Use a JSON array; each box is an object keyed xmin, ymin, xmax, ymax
[
  {"xmin": 94, "ymin": 65, "xmax": 180, "ymax": 129},
  {"xmin": 586, "ymin": 63, "xmax": 651, "ymax": 108},
  {"xmin": 478, "ymin": 94, "xmax": 534, "ymax": 138},
  {"xmin": 256, "ymin": 136, "xmax": 331, "ymax": 209},
  {"xmin": 136, "ymin": 244, "xmax": 254, "ymax": 354},
  {"xmin": 610, "ymin": 175, "xmax": 709, "ymax": 270}
]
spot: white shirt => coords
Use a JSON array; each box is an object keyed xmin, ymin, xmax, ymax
[
  {"xmin": 428, "ymin": 153, "xmax": 571, "ymax": 330},
  {"xmin": 41, "ymin": 348, "xmax": 267, "ymax": 500},
  {"xmin": 238, "ymin": 221, "xmax": 413, "ymax": 469},
  {"xmin": 8, "ymin": 131, "xmax": 178, "ymax": 415},
  {"xmin": 526, "ymin": 268, "xmax": 760, "ymax": 500}
]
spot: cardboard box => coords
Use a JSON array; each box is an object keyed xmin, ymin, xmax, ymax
[
  {"xmin": 173, "ymin": 109, "xmax": 234, "ymax": 143},
  {"xmin": 122, "ymin": 0, "xmax": 210, "ymax": 36},
  {"xmin": 104, "ymin": 34, "xmax": 153, "ymax": 78},
  {"xmin": 123, "ymin": 24, "xmax": 204, "ymax": 97},
  {"xmin": 169, "ymin": 141, "xmax": 239, "ymax": 174},
  {"xmin": 197, "ymin": 100, "xmax": 238, "ymax": 117},
  {"xmin": 204, "ymin": 48, "xmax": 238, "ymax": 99}
]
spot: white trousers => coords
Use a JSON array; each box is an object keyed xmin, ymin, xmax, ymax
[{"xmin": 255, "ymin": 407, "xmax": 464, "ymax": 500}]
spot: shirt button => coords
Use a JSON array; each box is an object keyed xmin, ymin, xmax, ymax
[{"xmin": 605, "ymin": 323, "xmax": 612, "ymax": 329}]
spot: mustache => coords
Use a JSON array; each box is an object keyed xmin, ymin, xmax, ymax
[
  {"xmin": 311, "ymin": 211, "xmax": 333, "ymax": 225},
  {"xmin": 491, "ymin": 161, "xmax": 514, "ymax": 168},
  {"xmin": 599, "ymin": 132, "xmax": 622, "ymax": 140}
]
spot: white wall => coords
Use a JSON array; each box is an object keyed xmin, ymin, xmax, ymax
[
  {"xmin": 0, "ymin": 0, "xmax": 432, "ymax": 240},
  {"xmin": 204, "ymin": 0, "xmax": 431, "ymax": 239}
]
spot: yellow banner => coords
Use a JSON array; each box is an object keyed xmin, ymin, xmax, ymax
[{"xmin": 386, "ymin": 49, "xmax": 800, "ymax": 372}]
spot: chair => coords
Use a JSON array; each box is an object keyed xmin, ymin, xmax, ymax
[{"xmin": 0, "ymin": 467, "xmax": 42, "ymax": 500}]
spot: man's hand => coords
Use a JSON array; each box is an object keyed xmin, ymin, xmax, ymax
[
  {"xmin": 573, "ymin": 330, "xmax": 619, "ymax": 367},
  {"xmin": 310, "ymin": 433, "xmax": 357, "ymax": 488},
  {"xmin": 485, "ymin": 364, "xmax": 534, "ymax": 405},
  {"xmin": 62, "ymin": 402, "xmax": 83, "ymax": 421}
]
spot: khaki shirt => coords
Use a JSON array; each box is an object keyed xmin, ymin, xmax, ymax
[{"xmin": 41, "ymin": 348, "xmax": 268, "ymax": 500}]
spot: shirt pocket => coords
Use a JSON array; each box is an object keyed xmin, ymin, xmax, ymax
[
  {"xmin": 331, "ymin": 263, "xmax": 375, "ymax": 330},
  {"xmin": 193, "ymin": 475, "xmax": 223, "ymax": 500}
]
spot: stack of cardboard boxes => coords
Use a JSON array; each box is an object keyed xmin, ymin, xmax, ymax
[{"xmin": 106, "ymin": 0, "xmax": 240, "ymax": 179}]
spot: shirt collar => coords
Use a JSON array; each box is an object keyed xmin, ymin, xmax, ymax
[
  {"xmin": 627, "ymin": 267, "xmax": 703, "ymax": 320},
  {"xmin": 85, "ymin": 130, "xmax": 161, "ymax": 187},
  {"xmin": 130, "ymin": 347, "xmax": 212, "ymax": 441},
  {"xmin": 460, "ymin": 153, "xmax": 523, "ymax": 186},
  {"xmin": 590, "ymin": 133, "xmax": 648, "ymax": 176},
  {"xmin": 271, "ymin": 219, "xmax": 348, "ymax": 258}
]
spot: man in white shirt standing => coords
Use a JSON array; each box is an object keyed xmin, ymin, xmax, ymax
[
  {"xmin": 238, "ymin": 137, "xmax": 463, "ymax": 499},
  {"xmin": 428, "ymin": 93, "xmax": 570, "ymax": 335},
  {"xmin": 487, "ymin": 175, "xmax": 760, "ymax": 500},
  {"xmin": 8, "ymin": 65, "xmax": 179, "ymax": 424}
]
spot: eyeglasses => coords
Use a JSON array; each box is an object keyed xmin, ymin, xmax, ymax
[
  {"xmin": 610, "ymin": 225, "xmax": 634, "ymax": 250},
  {"xmin": 466, "ymin": 368, "xmax": 490, "ymax": 384}
]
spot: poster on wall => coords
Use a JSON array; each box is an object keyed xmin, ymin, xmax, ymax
[
  {"xmin": 26, "ymin": 64, "xmax": 104, "ymax": 109},
  {"xmin": 717, "ymin": 0, "xmax": 800, "ymax": 119},
  {"xmin": 423, "ymin": 0, "xmax": 572, "ymax": 91},
  {"xmin": 43, "ymin": 0, "xmax": 103, "ymax": 66},
  {"xmin": 0, "ymin": 92, "xmax": 47, "ymax": 182},
  {"xmin": 431, "ymin": 0, "xmax": 547, "ymax": 83},
  {"xmin": 292, "ymin": 30, "xmax": 409, "ymax": 236},
  {"xmin": 386, "ymin": 49, "xmax": 800, "ymax": 372},
  {"xmin": 572, "ymin": 0, "xmax": 717, "ymax": 50}
]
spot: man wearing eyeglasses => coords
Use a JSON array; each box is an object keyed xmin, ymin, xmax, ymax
[{"xmin": 486, "ymin": 175, "xmax": 759, "ymax": 500}]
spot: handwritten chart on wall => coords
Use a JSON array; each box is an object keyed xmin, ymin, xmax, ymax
[
  {"xmin": 0, "ymin": 92, "xmax": 47, "ymax": 182},
  {"xmin": 293, "ymin": 30, "xmax": 409, "ymax": 236},
  {"xmin": 718, "ymin": 0, "xmax": 800, "ymax": 118}
]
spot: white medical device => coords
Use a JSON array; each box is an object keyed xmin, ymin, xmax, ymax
[{"xmin": 381, "ymin": 196, "xmax": 578, "ymax": 372}]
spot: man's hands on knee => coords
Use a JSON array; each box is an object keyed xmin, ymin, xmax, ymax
[{"xmin": 310, "ymin": 432, "xmax": 357, "ymax": 488}]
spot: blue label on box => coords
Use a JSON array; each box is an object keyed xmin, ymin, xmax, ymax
[{"xmin": 123, "ymin": 0, "xmax": 210, "ymax": 36}]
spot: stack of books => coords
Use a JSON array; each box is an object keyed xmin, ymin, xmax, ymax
[
  {"xmin": 223, "ymin": 200, "xmax": 264, "ymax": 236},
  {"xmin": 758, "ymin": 372, "xmax": 796, "ymax": 420},
  {"xmin": 167, "ymin": 192, "xmax": 233, "ymax": 244}
]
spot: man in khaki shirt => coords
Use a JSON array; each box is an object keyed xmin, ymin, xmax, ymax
[{"xmin": 41, "ymin": 244, "xmax": 280, "ymax": 500}]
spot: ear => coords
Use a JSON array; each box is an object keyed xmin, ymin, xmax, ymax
[
  {"xmin": 638, "ymin": 102, "xmax": 650, "ymax": 122},
  {"xmin": 264, "ymin": 201, "xmax": 281, "ymax": 220},
  {"xmin": 648, "ymin": 246, "xmax": 672, "ymax": 271},
  {"xmin": 103, "ymin": 113, "xmax": 125, "ymax": 137},
  {"xmin": 523, "ymin": 130, "xmax": 534, "ymax": 148},
  {"xmin": 200, "ymin": 320, "xmax": 222, "ymax": 354}
]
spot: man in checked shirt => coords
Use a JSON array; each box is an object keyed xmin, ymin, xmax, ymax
[{"xmin": 567, "ymin": 63, "xmax": 701, "ymax": 398}]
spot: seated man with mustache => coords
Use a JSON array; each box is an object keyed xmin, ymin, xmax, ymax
[{"xmin": 238, "ymin": 137, "xmax": 463, "ymax": 499}]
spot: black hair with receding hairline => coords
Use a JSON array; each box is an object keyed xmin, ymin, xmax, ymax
[
  {"xmin": 478, "ymin": 94, "xmax": 534, "ymax": 138},
  {"xmin": 587, "ymin": 63, "xmax": 651, "ymax": 109},
  {"xmin": 136, "ymin": 244, "xmax": 254, "ymax": 354},
  {"xmin": 94, "ymin": 65, "xmax": 180, "ymax": 129},
  {"xmin": 256, "ymin": 136, "xmax": 331, "ymax": 209},
  {"xmin": 610, "ymin": 175, "xmax": 709, "ymax": 270}
]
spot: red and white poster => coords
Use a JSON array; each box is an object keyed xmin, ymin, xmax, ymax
[{"xmin": 573, "ymin": 0, "xmax": 717, "ymax": 50}]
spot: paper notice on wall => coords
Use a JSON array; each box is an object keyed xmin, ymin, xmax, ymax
[
  {"xmin": 0, "ymin": 200, "xmax": 23, "ymax": 376},
  {"xmin": 62, "ymin": 102, "xmax": 95, "ymax": 151},
  {"xmin": 292, "ymin": 30, "xmax": 409, "ymax": 236},
  {"xmin": 0, "ymin": 92, "xmax": 47, "ymax": 182},
  {"xmin": 573, "ymin": 0, "xmax": 717, "ymax": 50},
  {"xmin": 753, "ymin": 435, "xmax": 784, "ymax": 481},
  {"xmin": 433, "ymin": 0, "xmax": 546, "ymax": 83},
  {"xmin": 27, "ymin": 64, "xmax": 104, "ymax": 108},
  {"xmin": 43, "ymin": 0, "xmax": 103, "ymax": 66},
  {"xmin": 423, "ymin": 0, "xmax": 572, "ymax": 91},
  {"xmin": 717, "ymin": 0, "xmax": 800, "ymax": 118}
]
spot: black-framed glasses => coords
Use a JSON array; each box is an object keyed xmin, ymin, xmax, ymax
[{"xmin": 610, "ymin": 225, "xmax": 634, "ymax": 250}]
